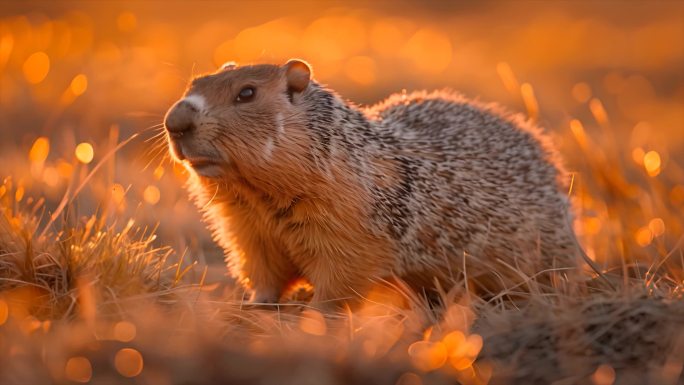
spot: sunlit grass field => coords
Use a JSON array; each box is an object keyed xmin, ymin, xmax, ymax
[{"xmin": 1, "ymin": 2, "xmax": 683, "ymax": 384}]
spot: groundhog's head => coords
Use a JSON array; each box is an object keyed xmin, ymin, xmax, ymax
[{"xmin": 164, "ymin": 60, "xmax": 313, "ymax": 187}]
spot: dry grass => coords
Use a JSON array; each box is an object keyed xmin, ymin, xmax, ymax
[
  {"xmin": 1, "ymin": 133, "xmax": 683, "ymax": 384},
  {"xmin": 1, "ymin": 2, "xmax": 683, "ymax": 384}
]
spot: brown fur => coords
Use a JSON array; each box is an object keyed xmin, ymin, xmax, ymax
[{"xmin": 164, "ymin": 59, "xmax": 578, "ymax": 308}]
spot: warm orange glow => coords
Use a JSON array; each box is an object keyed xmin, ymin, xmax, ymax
[
  {"xmin": 671, "ymin": 186, "xmax": 684, "ymax": 205},
  {"xmin": 569, "ymin": 119, "xmax": 588, "ymax": 149},
  {"xmin": 43, "ymin": 167, "xmax": 60, "ymax": 187},
  {"xmin": 496, "ymin": 62, "xmax": 520, "ymax": 95},
  {"xmin": 442, "ymin": 330, "xmax": 466, "ymax": 354},
  {"xmin": 299, "ymin": 309, "xmax": 326, "ymax": 336},
  {"xmin": 423, "ymin": 326, "xmax": 433, "ymax": 341},
  {"xmin": 153, "ymin": 166, "xmax": 165, "ymax": 180},
  {"xmin": 76, "ymin": 276, "xmax": 96, "ymax": 329},
  {"xmin": 571, "ymin": 82, "xmax": 592, "ymax": 103},
  {"xmin": 589, "ymin": 98, "xmax": 609, "ymax": 127},
  {"xmin": 441, "ymin": 331, "xmax": 482, "ymax": 371},
  {"xmin": 117, "ymin": 12, "xmax": 137, "ymax": 33},
  {"xmin": 631, "ymin": 147, "xmax": 645, "ymax": 165},
  {"xmin": 344, "ymin": 56, "xmax": 377, "ymax": 85},
  {"xmin": 407, "ymin": 341, "xmax": 448, "ymax": 372},
  {"xmin": 114, "ymin": 321, "xmax": 137, "ymax": 342},
  {"xmin": 370, "ymin": 19, "xmax": 405, "ymax": 56},
  {"xmin": 591, "ymin": 364, "xmax": 616, "ymax": 385},
  {"xmin": 213, "ymin": 40, "xmax": 234, "ymax": 68},
  {"xmin": 0, "ymin": 4, "xmax": 682, "ymax": 384},
  {"xmin": 65, "ymin": 356, "xmax": 92, "ymax": 383},
  {"xmin": 521, "ymin": 83, "xmax": 539, "ymax": 121},
  {"xmin": 56, "ymin": 160, "xmax": 74, "ymax": 178},
  {"xmin": 112, "ymin": 183, "xmax": 126, "ymax": 206},
  {"xmin": 75, "ymin": 142, "xmax": 94, "ymax": 164},
  {"xmin": 635, "ymin": 226, "xmax": 653, "ymax": 247},
  {"xmin": 23, "ymin": 51, "xmax": 50, "ymax": 84},
  {"xmin": 143, "ymin": 185, "xmax": 161, "ymax": 205},
  {"xmin": 0, "ymin": 300, "xmax": 8, "ymax": 326},
  {"xmin": 303, "ymin": 16, "xmax": 366, "ymax": 64},
  {"xmin": 15, "ymin": 186, "xmax": 24, "ymax": 202},
  {"xmin": 643, "ymin": 150, "xmax": 661, "ymax": 176},
  {"xmin": 20, "ymin": 316, "xmax": 42, "ymax": 335},
  {"xmin": 395, "ymin": 372, "xmax": 423, "ymax": 385},
  {"xmin": 402, "ymin": 28, "xmax": 452, "ymax": 74},
  {"xmin": 29, "ymin": 137, "xmax": 50, "ymax": 163},
  {"xmin": 451, "ymin": 355, "xmax": 474, "ymax": 371},
  {"xmin": 114, "ymin": 348, "xmax": 144, "ymax": 377},
  {"xmin": 648, "ymin": 218, "xmax": 665, "ymax": 237},
  {"xmin": 465, "ymin": 334, "xmax": 483, "ymax": 357},
  {"xmin": 70, "ymin": 74, "xmax": 88, "ymax": 96},
  {"xmin": 584, "ymin": 217, "xmax": 602, "ymax": 235},
  {"xmin": 234, "ymin": 19, "xmax": 300, "ymax": 63},
  {"xmin": 0, "ymin": 34, "xmax": 14, "ymax": 68},
  {"xmin": 603, "ymin": 72, "xmax": 624, "ymax": 94}
]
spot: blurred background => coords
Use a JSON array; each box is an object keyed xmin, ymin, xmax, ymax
[{"xmin": 1, "ymin": 0, "xmax": 682, "ymax": 270}]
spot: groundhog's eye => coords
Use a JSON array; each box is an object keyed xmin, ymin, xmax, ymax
[{"xmin": 236, "ymin": 87, "xmax": 255, "ymax": 103}]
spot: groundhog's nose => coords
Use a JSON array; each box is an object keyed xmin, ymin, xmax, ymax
[{"xmin": 164, "ymin": 100, "xmax": 197, "ymax": 138}]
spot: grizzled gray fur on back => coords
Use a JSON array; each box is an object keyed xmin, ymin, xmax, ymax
[{"xmin": 164, "ymin": 60, "xmax": 577, "ymax": 307}]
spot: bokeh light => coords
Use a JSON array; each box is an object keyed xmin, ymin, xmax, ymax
[
  {"xmin": 591, "ymin": 364, "xmax": 616, "ymax": 385},
  {"xmin": 114, "ymin": 348, "xmax": 144, "ymax": 377},
  {"xmin": 153, "ymin": 166, "xmax": 165, "ymax": 180},
  {"xmin": 635, "ymin": 226, "xmax": 653, "ymax": 247},
  {"xmin": 571, "ymin": 82, "xmax": 592, "ymax": 103},
  {"xmin": 648, "ymin": 218, "xmax": 665, "ymax": 237},
  {"xmin": 643, "ymin": 150, "xmax": 661, "ymax": 176},
  {"xmin": 143, "ymin": 185, "xmax": 161, "ymax": 205},
  {"xmin": 496, "ymin": 61, "xmax": 520, "ymax": 95},
  {"xmin": 589, "ymin": 98, "xmax": 609, "ymax": 127},
  {"xmin": 111, "ymin": 183, "xmax": 126, "ymax": 206},
  {"xmin": 395, "ymin": 372, "xmax": 423, "ymax": 385},
  {"xmin": 65, "ymin": 356, "xmax": 92, "ymax": 383},
  {"xmin": 407, "ymin": 341, "xmax": 448, "ymax": 372},
  {"xmin": 401, "ymin": 28, "xmax": 452, "ymax": 74},
  {"xmin": 14, "ymin": 186, "xmax": 24, "ymax": 202},
  {"xmin": 0, "ymin": 3, "xmax": 682, "ymax": 384},
  {"xmin": 70, "ymin": 74, "xmax": 88, "ymax": 96},
  {"xmin": 114, "ymin": 321, "xmax": 137, "ymax": 342},
  {"xmin": 22, "ymin": 51, "xmax": 50, "ymax": 84},
  {"xmin": 520, "ymin": 83, "xmax": 539, "ymax": 121},
  {"xmin": 299, "ymin": 309, "xmax": 326, "ymax": 336},
  {"xmin": 29, "ymin": 137, "xmax": 50, "ymax": 163},
  {"xmin": 75, "ymin": 142, "xmax": 94, "ymax": 164}
]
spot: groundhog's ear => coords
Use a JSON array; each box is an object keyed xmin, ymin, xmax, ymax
[
  {"xmin": 284, "ymin": 59, "xmax": 311, "ymax": 93},
  {"xmin": 220, "ymin": 61, "xmax": 237, "ymax": 71}
]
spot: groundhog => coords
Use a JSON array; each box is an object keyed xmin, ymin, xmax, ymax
[{"xmin": 164, "ymin": 59, "xmax": 577, "ymax": 307}]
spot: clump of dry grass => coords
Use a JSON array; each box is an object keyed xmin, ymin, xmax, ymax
[
  {"xmin": 1, "ymin": 3, "xmax": 682, "ymax": 383},
  {"xmin": 1, "ymin": 171, "xmax": 683, "ymax": 385},
  {"xmin": 0, "ymin": 176, "xmax": 186, "ymax": 322}
]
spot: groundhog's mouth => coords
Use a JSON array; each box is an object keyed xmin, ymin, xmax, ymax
[{"xmin": 183, "ymin": 158, "xmax": 224, "ymax": 178}]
